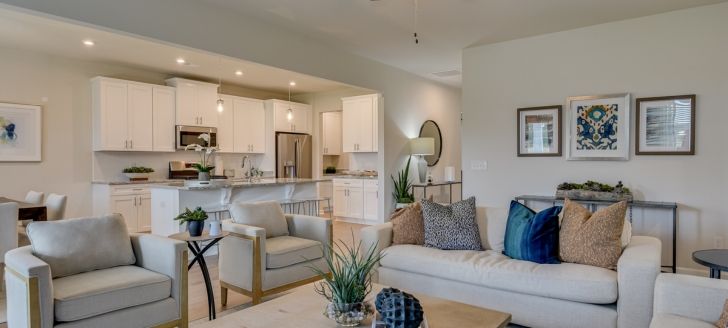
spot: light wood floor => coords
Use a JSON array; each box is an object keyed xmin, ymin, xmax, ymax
[{"xmin": 187, "ymin": 219, "xmax": 366, "ymax": 321}]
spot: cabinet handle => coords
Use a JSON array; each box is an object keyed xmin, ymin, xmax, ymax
[
  {"xmin": 133, "ymin": 197, "xmax": 136, "ymax": 206},
  {"xmin": 124, "ymin": 140, "xmax": 128, "ymax": 149},
  {"xmin": 130, "ymin": 140, "xmax": 133, "ymax": 149}
]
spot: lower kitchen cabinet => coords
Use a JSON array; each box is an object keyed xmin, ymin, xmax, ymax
[
  {"xmin": 92, "ymin": 184, "xmax": 152, "ymax": 233},
  {"xmin": 332, "ymin": 179, "xmax": 378, "ymax": 221}
]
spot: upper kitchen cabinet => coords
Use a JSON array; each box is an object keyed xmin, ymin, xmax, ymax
[
  {"xmin": 342, "ymin": 94, "xmax": 379, "ymax": 153},
  {"xmin": 322, "ymin": 111, "xmax": 342, "ymax": 155},
  {"xmin": 217, "ymin": 94, "xmax": 266, "ymax": 154},
  {"xmin": 92, "ymin": 77, "xmax": 174, "ymax": 152},
  {"xmin": 266, "ymin": 99, "xmax": 312, "ymax": 134},
  {"xmin": 233, "ymin": 97, "xmax": 266, "ymax": 153},
  {"xmin": 166, "ymin": 78, "xmax": 219, "ymax": 127},
  {"xmin": 152, "ymin": 86, "xmax": 176, "ymax": 152}
]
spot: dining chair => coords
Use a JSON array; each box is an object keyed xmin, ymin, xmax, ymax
[
  {"xmin": 24, "ymin": 190, "xmax": 44, "ymax": 205},
  {"xmin": 46, "ymin": 193, "xmax": 68, "ymax": 221},
  {"xmin": 0, "ymin": 202, "xmax": 19, "ymax": 291}
]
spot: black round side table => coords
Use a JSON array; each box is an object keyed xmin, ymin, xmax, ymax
[
  {"xmin": 692, "ymin": 249, "xmax": 728, "ymax": 279},
  {"xmin": 170, "ymin": 231, "xmax": 229, "ymax": 320}
]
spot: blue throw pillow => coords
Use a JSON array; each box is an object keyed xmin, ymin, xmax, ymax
[{"xmin": 503, "ymin": 201, "xmax": 562, "ymax": 264}]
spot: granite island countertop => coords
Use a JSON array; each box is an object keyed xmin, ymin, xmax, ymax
[{"xmin": 149, "ymin": 178, "xmax": 328, "ymax": 190}]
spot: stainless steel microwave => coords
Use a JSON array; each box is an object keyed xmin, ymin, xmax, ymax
[{"xmin": 176, "ymin": 126, "xmax": 217, "ymax": 150}]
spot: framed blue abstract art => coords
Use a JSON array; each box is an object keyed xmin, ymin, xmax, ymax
[
  {"xmin": 0, "ymin": 102, "xmax": 42, "ymax": 162},
  {"xmin": 567, "ymin": 93, "xmax": 630, "ymax": 161}
]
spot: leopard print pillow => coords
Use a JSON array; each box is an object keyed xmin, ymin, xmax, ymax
[
  {"xmin": 391, "ymin": 202, "xmax": 425, "ymax": 245},
  {"xmin": 421, "ymin": 197, "xmax": 482, "ymax": 250}
]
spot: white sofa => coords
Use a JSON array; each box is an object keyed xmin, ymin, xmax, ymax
[
  {"xmin": 361, "ymin": 206, "xmax": 662, "ymax": 328},
  {"xmin": 650, "ymin": 273, "xmax": 728, "ymax": 328}
]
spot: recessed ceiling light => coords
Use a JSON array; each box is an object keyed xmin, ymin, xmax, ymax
[
  {"xmin": 289, "ymin": 81, "xmax": 296, "ymax": 86},
  {"xmin": 82, "ymin": 39, "xmax": 95, "ymax": 47},
  {"xmin": 176, "ymin": 58, "xmax": 186, "ymax": 64},
  {"xmin": 235, "ymin": 70, "xmax": 243, "ymax": 76}
]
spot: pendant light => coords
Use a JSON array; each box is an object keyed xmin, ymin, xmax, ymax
[
  {"xmin": 287, "ymin": 81, "xmax": 295, "ymax": 122},
  {"xmin": 216, "ymin": 57, "xmax": 225, "ymax": 113}
]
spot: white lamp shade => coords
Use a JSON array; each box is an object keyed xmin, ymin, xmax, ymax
[{"xmin": 410, "ymin": 137, "xmax": 435, "ymax": 156}]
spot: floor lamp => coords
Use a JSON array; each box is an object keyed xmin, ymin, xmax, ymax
[{"xmin": 410, "ymin": 137, "xmax": 434, "ymax": 184}]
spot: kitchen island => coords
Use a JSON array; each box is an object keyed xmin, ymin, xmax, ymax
[{"xmin": 150, "ymin": 178, "xmax": 324, "ymax": 236}]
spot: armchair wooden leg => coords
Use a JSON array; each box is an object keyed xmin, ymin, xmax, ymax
[
  {"xmin": 221, "ymin": 286, "xmax": 228, "ymax": 306},
  {"xmin": 252, "ymin": 292, "xmax": 262, "ymax": 305}
]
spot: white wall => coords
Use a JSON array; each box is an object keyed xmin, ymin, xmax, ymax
[
  {"xmin": 2, "ymin": 0, "xmax": 462, "ymax": 220},
  {"xmin": 462, "ymin": 3, "xmax": 728, "ymax": 271}
]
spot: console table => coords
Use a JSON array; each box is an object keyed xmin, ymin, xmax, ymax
[
  {"xmin": 411, "ymin": 181, "xmax": 462, "ymax": 204},
  {"xmin": 515, "ymin": 195, "xmax": 678, "ymax": 273}
]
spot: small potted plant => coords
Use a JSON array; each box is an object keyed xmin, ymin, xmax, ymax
[
  {"xmin": 174, "ymin": 207, "xmax": 208, "ymax": 237},
  {"xmin": 185, "ymin": 133, "xmax": 217, "ymax": 181},
  {"xmin": 122, "ymin": 166, "xmax": 154, "ymax": 181},
  {"xmin": 310, "ymin": 238, "xmax": 384, "ymax": 327},
  {"xmin": 391, "ymin": 157, "xmax": 415, "ymax": 209}
]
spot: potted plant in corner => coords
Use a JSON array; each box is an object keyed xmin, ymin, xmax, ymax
[
  {"xmin": 174, "ymin": 207, "xmax": 208, "ymax": 237},
  {"xmin": 310, "ymin": 238, "xmax": 384, "ymax": 327},
  {"xmin": 391, "ymin": 156, "xmax": 415, "ymax": 209},
  {"xmin": 184, "ymin": 133, "xmax": 217, "ymax": 181}
]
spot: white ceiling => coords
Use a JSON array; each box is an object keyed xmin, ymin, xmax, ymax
[
  {"xmin": 0, "ymin": 7, "xmax": 352, "ymax": 94},
  {"xmin": 199, "ymin": 0, "xmax": 728, "ymax": 86}
]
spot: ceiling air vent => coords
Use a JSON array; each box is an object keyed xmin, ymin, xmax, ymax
[{"xmin": 432, "ymin": 70, "xmax": 461, "ymax": 78}]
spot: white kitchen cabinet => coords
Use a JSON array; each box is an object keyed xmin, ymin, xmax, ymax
[
  {"xmin": 363, "ymin": 180, "xmax": 379, "ymax": 221},
  {"xmin": 332, "ymin": 179, "xmax": 368, "ymax": 220},
  {"xmin": 127, "ymin": 83, "xmax": 154, "ymax": 151},
  {"xmin": 233, "ymin": 97, "xmax": 266, "ymax": 153},
  {"xmin": 322, "ymin": 111, "xmax": 342, "ymax": 155},
  {"xmin": 342, "ymin": 94, "xmax": 379, "ymax": 153},
  {"xmin": 267, "ymin": 100, "xmax": 312, "ymax": 134},
  {"xmin": 93, "ymin": 184, "xmax": 152, "ymax": 233},
  {"xmin": 92, "ymin": 77, "xmax": 171, "ymax": 152},
  {"xmin": 217, "ymin": 95, "xmax": 235, "ymax": 153},
  {"xmin": 166, "ymin": 78, "xmax": 219, "ymax": 127},
  {"xmin": 152, "ymin": 86, "xmax": 176, "ymax": 152}
]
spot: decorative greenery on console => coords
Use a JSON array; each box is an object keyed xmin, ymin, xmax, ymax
[
  {"xmin": 556, "ymin": 180, "xmax": 632, "ymax": 201},
  {"xmin": 557, "ymin": 180, "xmax": 631, "ymax": 194},
  {"xmin": 391, "ymin": 157, "xmax": 414, "ymax": 204},
  {"xmin": 122, "ymin": 166, "xmax": 154, "ymax": 174}
]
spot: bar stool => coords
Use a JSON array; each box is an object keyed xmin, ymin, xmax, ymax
[
  {"xmin": 278, "ymin": 199, "xmax": 307, "ymax": 214},
  {"xmin": 300, "ymin": 197, "xmax": 332, "ymax": 218}
]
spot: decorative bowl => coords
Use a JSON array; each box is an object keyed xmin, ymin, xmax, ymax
[
  {"xmin": 124, "ymin": 173, "xmax": 150, "ymax": 181},
  {"xmin": 324, "ymin": 301, "xmax": 374, "ymax": 327}
]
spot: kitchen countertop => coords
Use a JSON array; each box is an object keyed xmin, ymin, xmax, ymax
[
  {"xmin": 92, "ymin": 179, "xmax": 185, "ymax": 185},
  {"xmin": 150, "ymin": 178, "xmax": 328, "ymax": 190},
  {"xmin": 323, "ymin": 174, "xmax": 378, "ymax": 180}
]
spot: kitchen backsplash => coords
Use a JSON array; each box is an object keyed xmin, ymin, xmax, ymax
[{"xmin": 92, "ymin": 152, "xmax": 270, "ymax": 181}]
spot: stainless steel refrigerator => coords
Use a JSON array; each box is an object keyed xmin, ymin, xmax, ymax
[{"xmin": 276, "ymin": 132, "xmax": 312, "ymax": 179}]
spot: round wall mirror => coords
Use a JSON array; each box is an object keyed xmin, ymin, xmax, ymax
[{"xmin": 419, "ymin": 120, "xmax": 443, "ymax": 167}]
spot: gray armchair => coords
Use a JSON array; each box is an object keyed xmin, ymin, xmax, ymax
[
  {"xmin": 219, "ymin": 213, "xmax": 332, "ymax": 305},
  {"xmin": 4, "ymin": 215, "xmax": 188, "ymax": 328},
  {"xmin": 650, "ymin": 273, "xmax": 728, "ymax": 328}
]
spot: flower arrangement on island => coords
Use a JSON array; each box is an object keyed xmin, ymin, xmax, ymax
[{"xmin": 185, "ymin": 133, "xmax": 217, "ymax": 181}]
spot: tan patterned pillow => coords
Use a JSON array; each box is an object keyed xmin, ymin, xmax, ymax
[
  {"xmin": 716, "ymin": 299, "xmax": 728, "ymax": 328},
  {"xmin": 559, "ymin": 199, "xmax": 626, "ymax": 269},
  {"xmin": 391, "ymin": 203, "xmax": 425, "ymax": 245}
]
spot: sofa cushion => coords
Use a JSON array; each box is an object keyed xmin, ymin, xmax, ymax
[
  {"xmin": 421, "ymin": 197, "xmax": 482, "ymax": 250},
  {"xmin": 391, "ymin": 202, "xmax": 425, "ymax": 245},
  {"xmin": 380, "ymin": 244, "xmax": 618, "ymax": 304},
  {"xmin": 53, "ymin": 265, "xmax": 171, "ymax": 322},
  {"xmin": 503, "ymin": 201, "xmax": 562, "ymax": 264},
  {"xmin": 560, "ymin": 199, "xmax": 626, "ymax": 269},
  {"xmin": 27, "ymin": 214, "xmax": 136, "ymax": 278},
  {"xmin": 266, "ymin": 236, "xmax": 323, "ymax": 269},
  {"xmin": 230, "ymin": 201, "xmax": 289, "ymax": 238},
  {"xmin": 650, "ymin": 314, "xmax": 716, "ymax": 328}
]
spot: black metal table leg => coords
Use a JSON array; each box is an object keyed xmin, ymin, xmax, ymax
[{"xmin": 186, "ymin": 237, "xmax": 226, "ymax": 320}]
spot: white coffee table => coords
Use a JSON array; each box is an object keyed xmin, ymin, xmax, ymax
[{"xmin": 192, "ymin": 283, "xmax": 511, "ymax": 328}]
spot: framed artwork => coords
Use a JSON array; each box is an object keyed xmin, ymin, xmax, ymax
[
  {"xmin": 517, "ymin": 105, "xmax": 562, "ymax": 157},
  {"xmin": 567, "ymin": 93, "xmax": 630, "ymax": 161},
  {"xmin": 0, "ymin": 102, "xmax": 42, "ymax": 162},
  {"xmin": 636, "ymin": 95, "xmax": 695, "ymax": 155}
]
